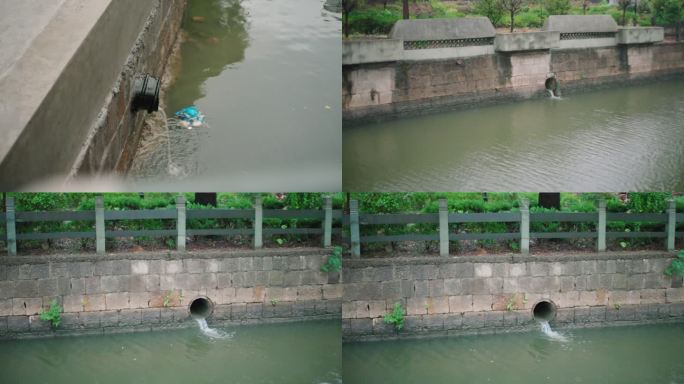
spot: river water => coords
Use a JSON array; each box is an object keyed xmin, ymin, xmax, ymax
[
  {"xmin": 0, "ymin": 320, "xmax": 341, "ymax": 384},
  {"xmin": 343, "ymin": 323, "xmax": 684, "ymax": 383},
  {"xmin": 129, "ymin": 0, "xmax": 341, "ymax": 192},
  {"xmin": 343, "ymin": 78, "xmax": 684, "ymax": 191}
]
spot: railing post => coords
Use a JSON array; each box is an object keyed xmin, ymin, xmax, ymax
[
  {"xmin": 597, "ymin": 199, "xmax": 606, "ymax": 252},
  {"xmin": 6, "ymin": 197, "xmax": 16, "ymax": 256},
  {"xmin": 176, "ymin": 195, "xmax": 186, "ymax": 251},
  {"xmin": 323, "ymin": 196, "xmax": 332, "ymax": 248},
  {"xmin": 667, "ymin": 199, "xmax": 676, "ymax": 251},
  {"xmin": 254, "ymin": 196, "xmax": 263, "ymax": 249},
  {"xmin": 439, "ymin": 199, "xmax": 449, "ymax": 257},
  {"xmin": 520, "ymin": 198, "xmax": 530, "ymax": 255},
  {"xmin": 95, "ymin": 195, "xmax": 105, "ymax": 254},
  {"xmin": 350, "ymin": 199, "xmax": 360, "ymax": 258}
]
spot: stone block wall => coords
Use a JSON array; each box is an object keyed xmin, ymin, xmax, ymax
[
  {"xmin": 342, "ymin": 252, "xmax": 684, "ymax": 341},
  {"xmin": 0, "ymin": 248, "xmax": 342, "ymax": 339},
  {"xmin": 343, "ymin": 43, "xmax": 684, "ymax": 124}
]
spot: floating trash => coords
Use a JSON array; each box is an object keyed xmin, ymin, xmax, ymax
[{"xmin": 174, "ymin": 106, "xmax": 206, "ymax": 129}]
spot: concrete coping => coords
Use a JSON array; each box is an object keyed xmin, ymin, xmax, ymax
[
  {"xmin": 543, "ymin": 15, "xmax": 618, "ymax": 33},
  {"xmin": 0, "ymin": 247, "xmax": 328, "ymax": 265},
  {"xmin": 342, "ymin": 39, "xmax": 403, "ymax": 65},
  {"xmin": 344, "ymin": 250, "xmax": 677, "ymax": 268},
  {"xmin": 494, "ymin": 31, "xmax": 560, "ymax": 52},
  {"xmin": 617, "ymin": 26, "xmax": 665, "ymax": 44},
  {"xmin": 389, "ymin": 17, "xmax": 496, "ymax": 41}
]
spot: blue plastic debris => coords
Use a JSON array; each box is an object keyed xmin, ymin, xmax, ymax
[{"xmin": 174, "ymin": 106, "xmax": 205, "ymax": 128}]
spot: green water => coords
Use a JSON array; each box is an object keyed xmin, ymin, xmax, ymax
[
  {"xmin": 130, "ymin": 0, "xmax": 341, "ymax": 191},
  {"xmin": 343, "ymin": 323, "xmax": 684, "ymax": 384},
  {"xmin": 343, "ymin": 78, "xmax": 684, "ymax": 191},
  {"xmin": 0, "ymin": 321, "xmax": 341, "ymax": 384}
]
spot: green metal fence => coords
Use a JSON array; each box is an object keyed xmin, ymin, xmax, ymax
[
  {"xmin": 348, "ymin": 198, "xmax": 683, "ymax": 258},
  {"xmin": 2, "ymin": 196, "xmax": 343, "ymax": 255}
]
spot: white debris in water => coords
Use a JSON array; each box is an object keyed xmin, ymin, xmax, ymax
[
  {"xmin": 195, "ymin": 318, "xmax": 233, "ymax": 339},
  {"xmin": 539, "ymin": 320, "xmax": 567, "ymax": 342}
]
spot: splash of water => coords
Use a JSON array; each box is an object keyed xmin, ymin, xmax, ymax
[
  {"xmin": 128, "ymin": 110, "xmax": 208, "ymax": 180},
  {"xmin": 539, "ymin": 320, "xmax": 567, "ymax": 341},
  {"xmin": 194, "ymin": 318, "xmax": 232, "ymax": 339},
  {"xmin": 547, "ymin": 89, "xmax": 563, "ymax": 100}
]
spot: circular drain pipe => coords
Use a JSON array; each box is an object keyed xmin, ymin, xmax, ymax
[
  {"xmin": 545, "ymin": 75, "xmax": 561, "ymax": 97},
  {"xmin": 131, "ymin": 74, "xmax": 160, "ymax": 113},
  {"xmin": 532, "ymin": 300, "xmax": 557, "ymax": 321},
  {"xmin": 189, "ymin": 297, "xmax": 214, "ymax": 319}
]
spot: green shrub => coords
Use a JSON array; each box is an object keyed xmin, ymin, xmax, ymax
[
  {"xmin": 348, "ymin": 8, "xmax": 401, "ymax": 35},
  {"xmin": 665, "ymin": 250, "xmax": 684, "ymax": 276},
  {"xmin": 652, "ymin": 0, "xmax": 684, "ymax": 24},
  {"xmin": 321, "ymin": 246, "xmax": 343, "ymax": 273},
  {"xmin": 39, "ymin": 300, "xmax": 62, "ymax": 328},
  {"xmin": 474, "ymin": 0, "xmax": 505, "ymax": 26},
  {"xmin": 545, "ymin": 0, "xmax": 572, "ymax": 15},
  {"xmin": 384, "ymin": 302, "xmax": 406, "ymax": 331}
]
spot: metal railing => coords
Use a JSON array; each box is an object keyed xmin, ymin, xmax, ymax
[
  {"xmin": 348, "ymin": 198, "xmax": 683, "ymax": 258},
  {"xmin": 2, "ymin": 196, "xmax": 343, "ymax": 255}
]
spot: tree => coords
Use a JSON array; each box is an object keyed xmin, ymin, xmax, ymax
[
  {"xmin": 501, "ymin": 0, "xmax": 525, "ymax": 32},
  {"xmin": 545, "ymin": 0, "xmax": 571, "ymax": 15},
  {"xmin": 475, "ymin": 0, "xmax": 504, "ymax": 26},
  {"xmin": 402, "ymin": 0, "xmax": 410, "ymax": 19},
  {"xmin": 618, "ymin": 0, "xmax": 632, "ymax": 25},
  {"xmin": 652, "ymin": 0, "xmax": 683, "ymax": 40},
  {"xmin": 343, "ymin": 0, "xmax": 361, "ymax": 38},
  {"xmin": 582, "ymin": 0, "xmax": 590, "ymax": 14}
]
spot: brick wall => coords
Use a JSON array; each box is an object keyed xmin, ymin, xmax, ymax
[
  {"xmin": 342, "ymin": 252, "xmax": 684, "ymax": 341},
  {"xmin": 343, "ymin": 43, "xmax": 684, "ymax": 124},
  {"xmin": 0, "ymin": 249, "xmax": 342, "ymax": 338}
]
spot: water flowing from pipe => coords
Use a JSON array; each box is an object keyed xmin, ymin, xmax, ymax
[
  {"xmin": 194, "ymin": 318, "xmax": 232, "ymax": 339},
  {"xmin": 547, "ymin": 89, "xmax": 562, "ymax": 100},
  {"xmin": 539, "ymin": 320, "xmax": 567, "ymax": 341}
]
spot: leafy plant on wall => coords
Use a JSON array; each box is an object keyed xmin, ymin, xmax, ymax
[
  {"xmin": 384, "ymin": 302, "xmax": 406, "ymax": 332},
  {"xmin": 321, "ymin": 246, "xmax": 343, "ymax": 273},
  {"xmin": 39, "ymin": 300, "xmax": 62, "ymax": 329},
  {"xmin": 665, "ymin": 250, "xmax": 684, "ymax": 276}
]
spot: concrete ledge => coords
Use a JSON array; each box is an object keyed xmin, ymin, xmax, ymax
[
  {"xmin": 495, "ymin": 31, "xmax": 560, "ymax": 52},
  {"xmin": 557, "ymin": 37, "xmax": 617, "ymax": 49},
  {"xmin": 343, "ymin": 39, "xmax": 402, "ymax": 65},
  {"xmin": 390, "ymin": 17, "xmax": 495, "ymax": 41},
  {"xmin": 402, "ymin": 45, "xmax": 495, "ymax": 60},
  {"xmin": 0, "ymin": 247, "xmax": 330, "ymax": 265},
  {"xmin": 344, "ymin": 251, "xmax": 677, "ymax": 268},
  {"xmin": 618, "ymin": 27, "xmax": 665, "ymax": 45},
  {"xmin": 544, "ymin": 15, "xmax": 618, "ymax": 33}
]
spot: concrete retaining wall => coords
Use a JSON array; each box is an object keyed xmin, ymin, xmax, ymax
[
  {"xmin": 342, "ymin": 252, "xmax": 684, "ymax": 341},
  {"xmin": 0, "ymin": 248, "xmax": 342, "ymax": 339},
  {"xmin": 0, "ymin": 0, "xmax": 185, "ymax": 189},
  {"xmin": 342, "ymin": 42, "xmax": 684, "ymax": 123}
]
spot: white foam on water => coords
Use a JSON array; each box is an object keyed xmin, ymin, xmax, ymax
[
  {"xmin": 539, "ymin": 320, "xmax": 567, "ymax": 342},
  {"xmin": 194, "ymin": 318, "xmax": 233, "ymax": 340},
  {"xmin": 547, "ymin": 89, "xmax": 562, "ymax": 100}
]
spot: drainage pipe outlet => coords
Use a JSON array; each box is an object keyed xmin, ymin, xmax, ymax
[
  {"xmin": 131, "ymin": 74, "xmax": 160, "ymax": 113},
  {"xmin": 189, "ymin": 297, "xmax": 214, "ymax": 319},
  {"xmin": 532, "ymin": 300, "xmax": 557, "ymax": 321}
]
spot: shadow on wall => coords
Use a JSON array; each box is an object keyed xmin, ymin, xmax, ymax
[{"xmin": 165, "ymin": 0, "xmax": 249, "ymax": 112}]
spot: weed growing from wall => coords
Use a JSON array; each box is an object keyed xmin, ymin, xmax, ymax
[
  {"xmin": 39, "ymin": 300, "xmax": 62, "ymax": 329},
  {"xmin": 665, "ymin": 250, "xmax": 684, "ymax": 276},
  {"xmin": 384, "ymin": 302, "xmax": 406, "ymax": 331}
]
